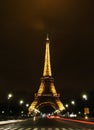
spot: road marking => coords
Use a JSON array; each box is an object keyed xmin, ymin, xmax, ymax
[
  {"xmin": 48, "ymin": 128, "xmax": 52, "ymax": 130},
  {"xmin": 26, "ymin": 128, "xmax": 32, "ymax": 130},
  {"xmin": 33, "ymin": 128, "xmax": 38, "ymax": 130},
  {"xmin": 61, "ymin": 128, "xmax": 67, "ymax": 130},
  {"xmin": 18, "ymin": 128, "xmax": 24, "ymax": 130},
  {"xmin": 41, "ymin": 128, "xmax": 45, "ymax": 130},
  {"xmin": 12, "ymin": 128, "xmax": 18, "ymax": 130},
  {"xmin": 0, "ymin": 127, "xmax": 94, "ymax": 130},
  {"xmin": 55, "ymin": 128, "xmax": 60, "ymax": 130},
  {"xmin": 3, "ymin": 128, "xmax": 10, "ymax": 130}
]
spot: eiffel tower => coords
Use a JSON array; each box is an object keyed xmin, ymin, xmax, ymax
[{"xmin": 28, "ymin": 35, "xmax": 65, "ymax": 114}]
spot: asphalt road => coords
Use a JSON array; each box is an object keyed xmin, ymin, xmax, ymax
[{"xmin": 0, "ymin": 117, "xmax": 94, "ymax": 130}]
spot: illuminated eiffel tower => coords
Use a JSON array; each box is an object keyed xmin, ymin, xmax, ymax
[{"xmin": 29, "ymin": 35, "xmax": 65, "ymax": 114}]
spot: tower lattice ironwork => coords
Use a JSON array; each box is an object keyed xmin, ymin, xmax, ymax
[{"xmin": 28, "ymin": 35, "xmax": 65, "ymax": 114}]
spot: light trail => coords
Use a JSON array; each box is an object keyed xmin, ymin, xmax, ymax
[{"xmin": 59, "ymin": 117, "xmax": 94, "ymax": 125}]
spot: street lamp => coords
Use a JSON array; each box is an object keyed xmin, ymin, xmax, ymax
[
  {"xmin": 26, "ymin": 104, "xmax": 29, "ymax": 107},
  {"xmin": 19, "ymin": 100, "xmax": 24, "ymax": 117},
  {"xmin": 8, "ymin": 93, "xmax": 13, "ymax": 100},
  {"xmin": 19, "ymin": 100, "xmax": 24, "ymax": 105},
  {"xmin": 82, "ymin": 94, "xmax": 88, "ymax": 100},
  {"xmin": 78, "ymin": 111, "xmax": 81, "ymax": 114},
  {"xmin": 65, "ymin": 104, "xmax": 69, "ymax": 108},
  {"xmin": 7, "ymin": 93, "xmax": 13, "ymax": 116},
  {"xmin": 2, "ymin": 111, "xmax": 5, "ymax": 114},
  {"xmin": 71, "ymin": 100, "xmax": 75, "ymax": 105},
  {"xmin": 82, "ymin": 94, "xmax": 89, "ymax": 117}
]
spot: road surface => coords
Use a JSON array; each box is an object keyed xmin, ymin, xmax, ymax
[{"xmin": 0, "ymin": 117, "xmax": 94, "ymax": 130}]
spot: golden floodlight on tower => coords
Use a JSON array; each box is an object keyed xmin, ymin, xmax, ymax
[{"xmin": 29, "ymin": 34, "xmax": 65, "ymax": 114}]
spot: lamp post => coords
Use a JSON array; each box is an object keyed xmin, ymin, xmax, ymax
[
  {"xmin": 70, "ymin": 100, "xmax": 76, "ymax": 114},
  {"xmin": 82, "ymin": 94, "xmax": 88, "ymax": 101},
  {"xmin": 7, "ymin": 93, "xmax": 13, "ymax": 116},
  {"xmin": 19, "ymin": 100, "xmax": 24, "ymax": 117},
  {"xmin": 82, "ymin": 94, "xmax": 89, "ymax": 118},
  {"xmin": 65, "ymin": 104, "xmax": 69, "ymax": 117}
]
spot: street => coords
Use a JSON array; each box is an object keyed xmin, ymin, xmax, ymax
[{"xmin": 0, "ymin": 117, "xmax": 94, "ymax": 130}]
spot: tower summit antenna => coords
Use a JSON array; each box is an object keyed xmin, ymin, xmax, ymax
[{"xmin": 46, "ymin": 33, "xmax": 49, "ymax": 41}]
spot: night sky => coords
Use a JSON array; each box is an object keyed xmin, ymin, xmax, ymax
[{"xmin": 0, "ymin": 0, "xmax": 94, "ymax": 103}]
